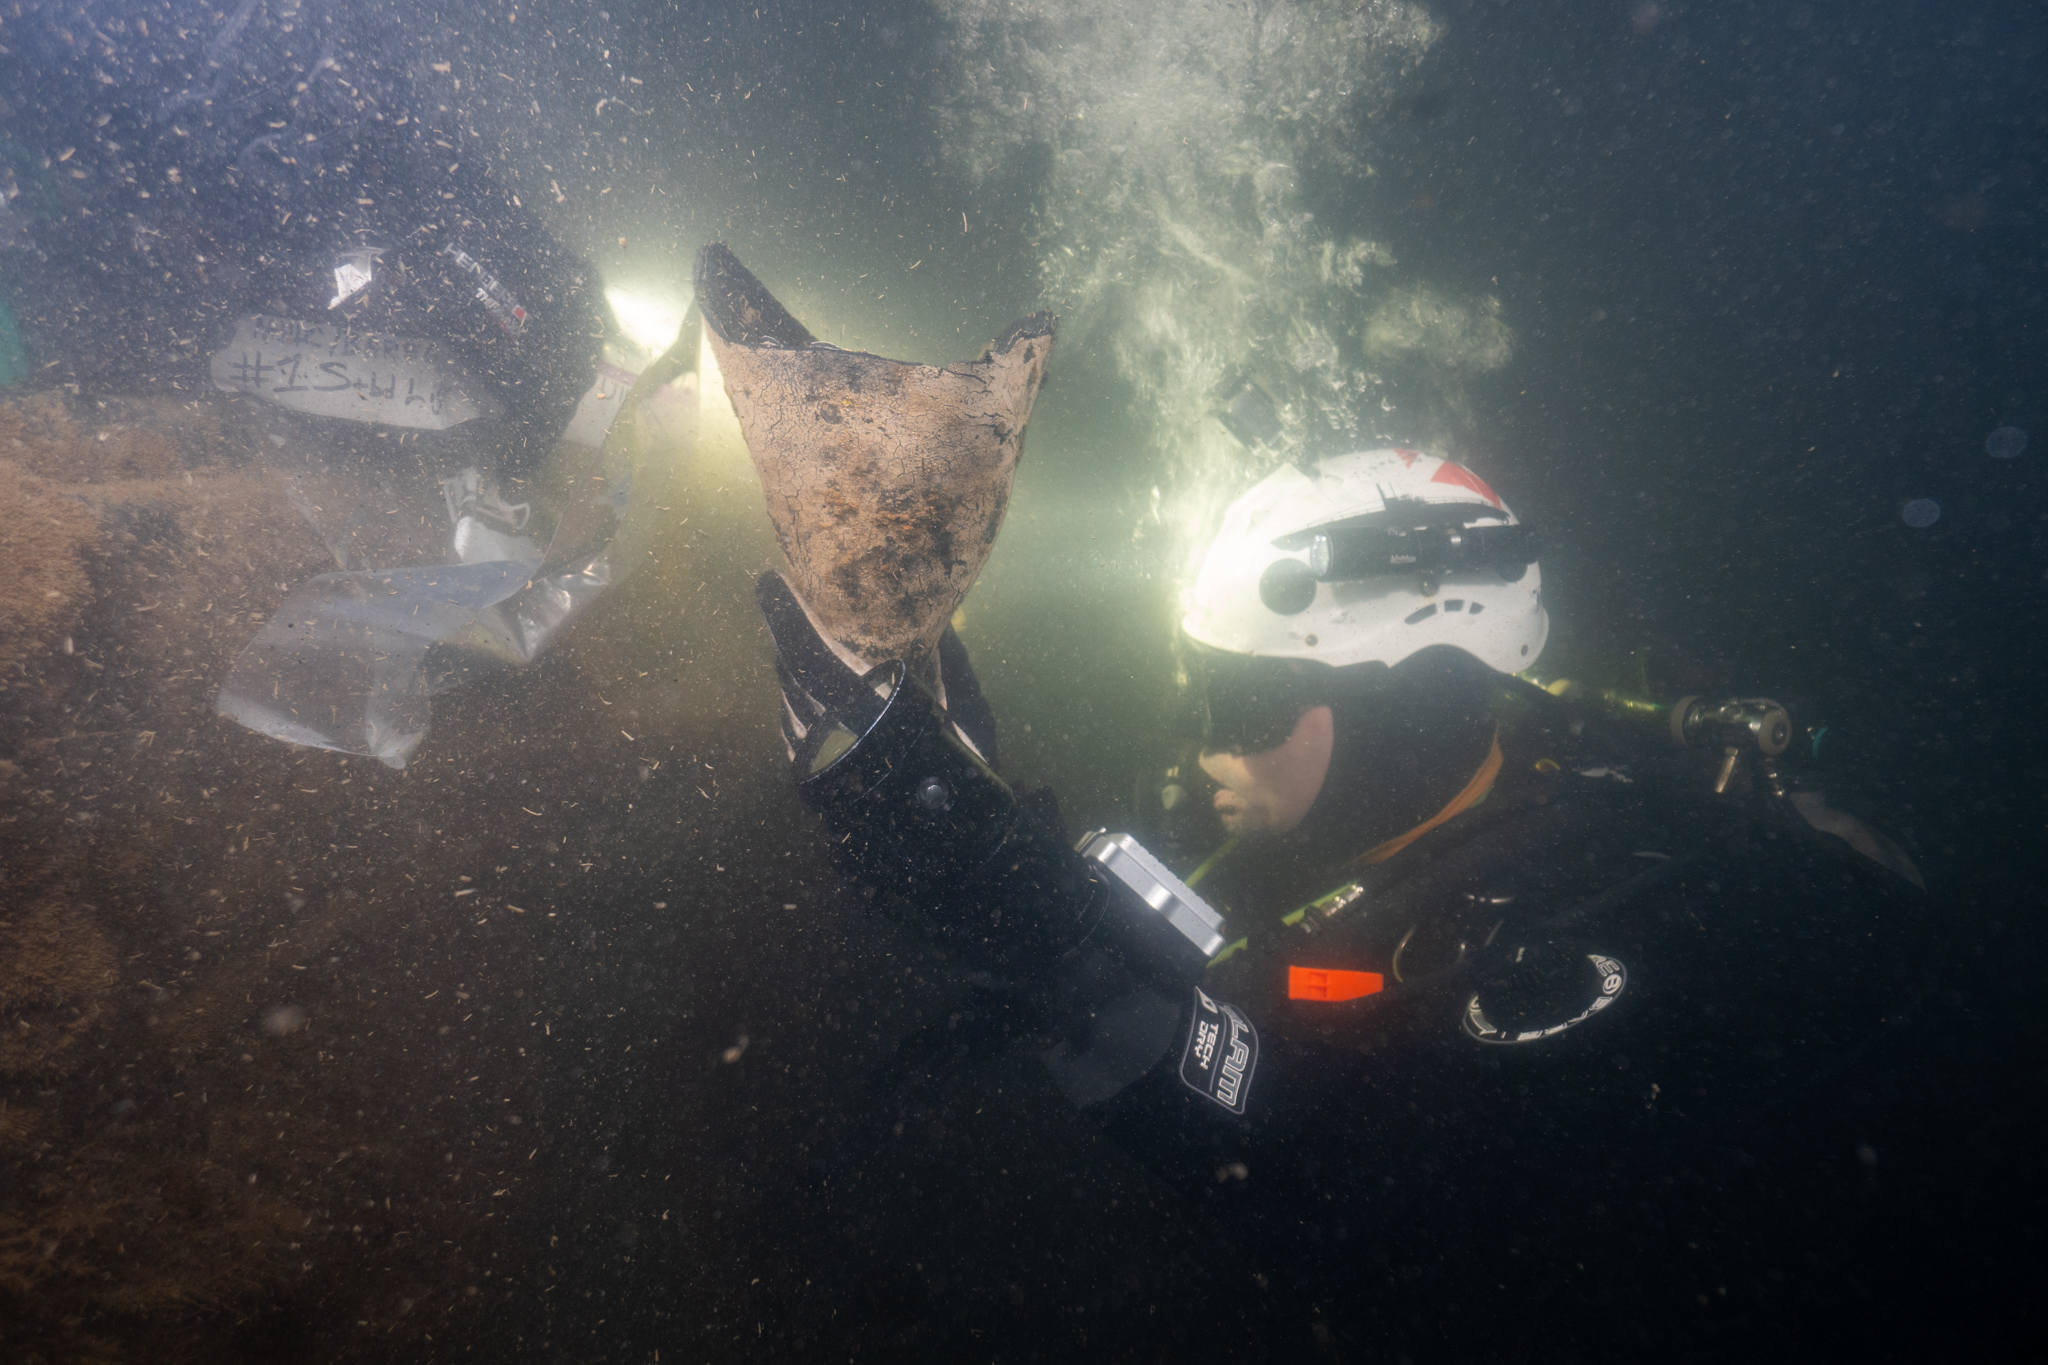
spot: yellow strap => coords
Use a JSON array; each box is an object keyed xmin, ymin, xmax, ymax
[
  {"xmin": 1344, "ymin": 728, "xmax": 1504, "ymax": 870},
  {"xmin": 1184, "ymin": 836, "xmax": 1240, "ymax": 889}
]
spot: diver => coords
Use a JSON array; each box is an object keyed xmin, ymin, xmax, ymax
[
  {"xmin": 764, "ymin": 452, "xmax": 1936, "ymax": 1343},
  {"xmin": 709, "ymin": 244, "xmax": 1934, "ymax": 1352},
  {"xmin": 0, "ymin": 3, "xmax": 633, "ymax": 766},
  {"xmin": 0, "ymin": 2, "xmax": 603, "ymax": 457}
]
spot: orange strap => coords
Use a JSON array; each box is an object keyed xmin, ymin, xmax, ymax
[
  {"xmin": 1346, "ymin": 729, "xmax": 1504, "ymax": 870},
  {"xmin": 1288, "ymin": 966, "xmax": 1385, "ymax": 1002}
]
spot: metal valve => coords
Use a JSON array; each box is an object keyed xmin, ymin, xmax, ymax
[{"xmin": 1668, "ymin": 695, "xmax": 1792, "ymax": 796}]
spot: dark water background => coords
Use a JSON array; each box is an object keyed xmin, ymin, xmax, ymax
[
  {"xmin": 451, "ymin": 2, "xmax": 2048, "ymax": 1357},
  {"xmin": 3, "ymin": 1, "xmax": 2044, "ymax": 1360}
]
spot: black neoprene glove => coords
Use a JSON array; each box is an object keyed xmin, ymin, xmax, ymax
[{"xmin": 755, "ymin": 571, "xmax": 998, "ymax": 768}]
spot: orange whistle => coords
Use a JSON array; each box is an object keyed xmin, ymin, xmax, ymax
[{"xmin": 1288, "ymin": 966, "xmax": 1385, "ymax": 1003}]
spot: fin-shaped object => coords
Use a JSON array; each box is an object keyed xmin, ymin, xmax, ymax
[{"xmin": 695, "ymin": 243, "xmax": 1055, "ymax": 683}]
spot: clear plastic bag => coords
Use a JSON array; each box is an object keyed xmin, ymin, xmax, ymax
[
  {"xmin": 214, "ymin": 557, "xmax": 537, "ymax": 768},
  {"xmin": 213, "ymin": 317, "xmax": 691, "ymax": 767}
]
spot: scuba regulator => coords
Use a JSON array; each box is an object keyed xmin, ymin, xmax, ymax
[{"xmin": 1666, "ymin": 694, "xmax": 1793, "ymax": 796}]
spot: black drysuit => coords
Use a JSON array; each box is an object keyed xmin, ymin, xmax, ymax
[
  {"xmin": 1086, "ymin": 715, "xmax": 1937, "ymax": 1356},
  {"xmin": 762, "ymin": 552, "xmax": 1948, "ymax": 1362}
]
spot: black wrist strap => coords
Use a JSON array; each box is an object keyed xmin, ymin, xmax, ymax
[{"xmin": 755, "ymin": 570, "xmax": 884, "ymax": 730}]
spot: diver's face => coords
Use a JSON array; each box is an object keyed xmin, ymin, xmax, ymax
[{"xmin": 1199, "ymin": 705, "xmax": 1334, "ymax": 836}]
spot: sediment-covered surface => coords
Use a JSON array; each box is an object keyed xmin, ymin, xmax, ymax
[{"xmin": 0, "ymin": 389, "xmax": 848, "ymax": 1361}]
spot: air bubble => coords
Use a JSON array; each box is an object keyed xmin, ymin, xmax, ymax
[
  {"xmin": 1985, "ymin": 426, "xmax": 2028, "ymax": 459},
  {"xmin": 1901, "ymin": 499, "xmax": 1941, "ymax": 528}
]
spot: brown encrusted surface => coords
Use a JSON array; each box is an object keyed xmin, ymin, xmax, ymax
[
  {"xmin": 0, "ymin": 383, "xmax": 814, "ymax": 1363},
  {"xmin": 0, "ymin": 390, "xmax": 343, "ymax": 1357},
  {"xmin": 698, "ymin": 247, "xmax": 1055, "ymax": 680},
  {"xmin": 0, "ymin": 461, "xmax": 101, "ymax": 673},
  {"xmin": 0, "ymin": 389, "xmax": 526, "ymax": 1360},
  {"xmin": 0, "ymin": 390, "xmax": 222, "ymax": 483},
  {"xmin": 0, "ymin": 898, "xmax": 119, "ymax": 1079}
]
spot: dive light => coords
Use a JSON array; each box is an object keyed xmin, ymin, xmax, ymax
[{"xmin": 1301, "ymin": 518, "xmax": 1539, "ymax": 583}]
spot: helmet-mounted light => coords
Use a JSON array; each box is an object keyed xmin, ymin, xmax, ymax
[
  {"xmin": 1282, "ymin": 501, "xmax": 1540, "ymax": 587},
  {"xmin": 1181, "ymin": 451, "xmax": 1551, "ymax": 677}
]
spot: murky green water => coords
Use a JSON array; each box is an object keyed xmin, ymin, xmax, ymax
[{"xmin": 2, "ymin": 2, "xmax": 2043, "ymax": 1360}]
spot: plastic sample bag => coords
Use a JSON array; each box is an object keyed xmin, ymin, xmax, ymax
[
  {"xmin": 212, "ymin": 312, "xmax": 694, "ymax": 767},
  {"xmin": 215, "ymin": 558, "xmax": 537, "ymax": 768}
]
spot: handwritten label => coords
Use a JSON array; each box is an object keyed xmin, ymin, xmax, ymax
[{"xmin": 210, "ymin": 315, "xmax": 499, "ymax": 430}]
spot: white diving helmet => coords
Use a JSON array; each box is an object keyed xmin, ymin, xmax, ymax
[{"xmin": 1181, "ymin": 448, "xmax": 1548, "ymax": 675}]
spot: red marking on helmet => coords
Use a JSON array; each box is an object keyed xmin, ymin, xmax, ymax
[
  {"xmin": 1393, "ymin": 447, "xmax": 1423, "ymax": 467},
  {"xmin": 1430, "ymin": 461, "xmax": 1504, "ymax": 509}
]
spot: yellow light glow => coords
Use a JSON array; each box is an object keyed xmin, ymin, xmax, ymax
[
  {"xmin": 695, "ymin": 315, "xmax": 742, "ymax": 445},
  {"xmin": 605, "ymin": 286, "xmax": 686, "ymax": 358}
]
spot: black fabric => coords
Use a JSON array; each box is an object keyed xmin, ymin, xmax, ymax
[
  {"xmin": 756, "ymin": 570, "xmax": 884, "ymax": 734},
  {"xmin": 1200, "ymin": 645, "xmax": 1502, "ymax": 918},
  {"xmin": 756, "ymin": 570, "xmax": 998, "ymax": 766},
  {"xmin": 1082, "ymin": 763, "xmax": 1944, "ymax": 1358},
  {"xmin": 1305, "ymin": 646, "xmax": 1500, "ymax": 848},
  {"xmin": 936, "ymin": 624, "xmax": 999, "ymax": 771}
]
